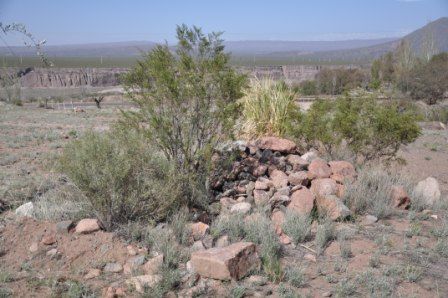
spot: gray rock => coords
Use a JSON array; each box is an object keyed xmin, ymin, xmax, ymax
[
  {"xmin": 230, "ymin": 202, "xmax": 251, "ymax": 214},
  {"xmin": 15, "ymin": 202, "xmax": 34, "ymax": 217},
  {"xmin": 104, "ymin": 262, "xmax": 123, "ymax": 273},
  {"xmin": 56, "ymin": 220, "xmax": 74, "ymax": 233},
  {"xmin": 128, "ymin": 255, "xmax": 146, "ymax": 266}
]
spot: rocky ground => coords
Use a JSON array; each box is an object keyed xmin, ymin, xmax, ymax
[{"xmin": 1, "ymin": 104, "xmax": 448, "ymax": 297}]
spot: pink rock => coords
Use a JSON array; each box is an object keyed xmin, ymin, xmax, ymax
[
  {"xmin": 254, "ymin": 137, "xmax": 297, "ymax": 153},
  {"xmin": 253, "ymin": 164, "xmax": 268, "ymax": 177},
  {"xmin": 271, "ymin": 210, "xmax": 285, "ymax": 235},
  {"xmin": 336, "ymin": 184, "xmax": 345, "ymax": 199},
  {"xmin": 253, "ymin": 189, "xmax": 270, "ymax": 206},
  {"xmin": 190, "ymin": 242, "xmax": 260, "ymax": 280},
  {"xmin": 316, "ymin": 195, "xmax": 351, "ymax": 220},
  {"xmin": 84, "ymin": 268, "xmax": 101, "ymax": 280},
  {"xmin": 308, "ymin": 158, "xmax": 332, "ymax": 179},
  {"xmin": 310, "ymin": 178, "xmax": 338, "ymax": 197},
  {"xmin": 390, "ymin": 185, "xmax": 410, "ymax": 209},
  {"xmin": 329, "ymin": 161, "xmax": 356, "ymax": 183},
  {"xmin": 190, "ymin": 222, "xmax": 210, "ymax": 241},
  {"xmin": 41, "ymin": 234, "xmax": 56, "ymax": 245},
  {"xmin": 254, "ymin": 177, "xmax": 272, "ymax": 190},
  {"xmin": 143, "ymin": 255, "xmax": 164, "ymax": 275},
  {"xmin": 75, "ymin": 219, "xmax": 101, "ymax": 234},
  {"xmin": 287, "ymin": 188, "xmax": 315, "ymax": 216},
  {"xmin": 270, "ymin": 170, "xmax": 289, "ymax": 189}
]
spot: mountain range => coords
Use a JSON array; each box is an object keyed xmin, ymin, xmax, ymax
[{"xmin": 1, "ymin": 17, "xmax": 447, "ymax": 64}]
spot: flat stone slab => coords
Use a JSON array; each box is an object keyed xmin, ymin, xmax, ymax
[{"xmin": 190, "ymin": 242, "xmax": 260, "ymax": 280}]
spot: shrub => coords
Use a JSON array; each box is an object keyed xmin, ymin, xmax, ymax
[
  {"xmin": 284, "ymin": 265, "xmax": 306, "ymax": 288},
  {"xmin": 58, "ymin": 130, "xmax": 187, "ymax": 229},
  {"xmin": 343, "ymin": 166, "xmax": 413, "ymax": 218},
  {"xmin": 122, "ymin": 24, "xmax": 246, "ymax": 179},
  {"xmin": 297, "ymin": 95, "xmax": 421, "ymax": 162},
  {"xmin": 239, "ymin": 79, "xmax": 299, "ymax": 138},
  {"xmin": 298, "ymin": 80, "xmax": 317, "ymax": 96},
  {"xmin": 282, "ymin": 210, "xmax": 312, "ymax": 245}
]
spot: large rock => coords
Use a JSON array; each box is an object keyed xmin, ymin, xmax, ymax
[
  {"xmin": 270, "ymin": 170, "xmax": 289, "ymax": 189},
  {"xmin": 414, "ymin": 177, "xmax": 441, "ymax": 206},
  {"xmin": 390, "ymin": 185, "xmax": 410, "ymax": 209},
  {"xmin": 308, "ymin": 158, "xmax": 332, "ymax": 179},
  {"xmin": 316, "ymin": 195, "xmax": 351, "ymax": 220},
  {"xmin": 15, "ymin": 202, "xmax": 34, "ymax": 217},
  {"xmin": 310, "ymin": 178, "xmax": 338, "ymax": 197},
  {"xmin": 329, "ymin": 161, "xmax": 356, "ymax": 183},
  {"xmin": 287, "ymin": 188, "xmax": 315, "ymax": 216},
  {"xmin": 254, "ymin": 137, "xmax": 296, "ymax": 153},
  {"xmin": 190, "ymin": 242, "xmax": 260, "ymax": 280},
  {"xmin": 75, "ymin": 219, "xmax": 101, "ymax": 234}
]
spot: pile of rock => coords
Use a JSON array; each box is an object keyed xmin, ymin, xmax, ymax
[{"xmin": 211, "ymin": 137, "xmax": 354, "ymax": 225}]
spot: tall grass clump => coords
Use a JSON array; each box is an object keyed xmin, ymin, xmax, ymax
[{"xmin": 239, "ymin": 78, "xmax": 300, "ymax": 138}]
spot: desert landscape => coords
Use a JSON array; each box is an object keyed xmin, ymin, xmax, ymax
[{"xmin": 1, "ymin": 1, "xmax": 448, "ymax": 298}]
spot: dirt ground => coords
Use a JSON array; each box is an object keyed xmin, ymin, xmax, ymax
[{"xmin": 1, "ymin": 103, "xmax": 448, "ymax": 297}]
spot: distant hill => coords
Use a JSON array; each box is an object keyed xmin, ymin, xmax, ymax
[
  {"xmin": 0, "ymin": 41, "xmax": 158, "ymax": 57},
  {"xmin": 281, "ymin": 17, "xmax": 448, "ymax": 63}
]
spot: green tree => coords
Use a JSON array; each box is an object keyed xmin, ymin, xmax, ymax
[
  {"xmin": 408, "ymin": 52, "xmax": 448, "ymax": 104},
  {"xmin": 122, "ymin": 24, "xmax": 246, "ymax": 182}
]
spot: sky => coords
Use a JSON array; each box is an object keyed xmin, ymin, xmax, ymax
[{"xmin": 0, "ymin": 0, "xmax": 447, "ymax": 45}]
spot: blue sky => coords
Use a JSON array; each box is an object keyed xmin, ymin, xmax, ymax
[{"xmin": 0, "ymin": 0, "xmax": 447, "ymax": 45}]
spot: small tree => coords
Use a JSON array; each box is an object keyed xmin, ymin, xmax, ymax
[
  {"xmin": 408, "ymin": 53, "xmax": 448, "ymax": 105},
  {"xmin": 122, "ymin": 25, "xmax": 246, "ymax": 188},
  {"xmin": 93, "ymin": 95, "xmax": 104, "ymax": 109}
]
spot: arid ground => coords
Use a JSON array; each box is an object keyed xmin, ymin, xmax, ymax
[{"xmin": 1, "ymin": 102, "xmax": 447, "ymax": 297}]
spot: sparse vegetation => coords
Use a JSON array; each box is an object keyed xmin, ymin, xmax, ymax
[{"xmin": 282, "ymin": 210, "xmax": 311, "ymax": 244}]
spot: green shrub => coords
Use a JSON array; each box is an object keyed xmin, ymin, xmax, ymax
[
  {"xmin": 282, "ymin": 210, "xmax": 312, "ymax": 245},
  {"xmin": 58, "ymin": 130, "xmax": 187, "ymax": 229},
  {"xmin": 316, "ymin": 68, "xmax": 368, "ymax": 95},
  {"xmin": 284, "ymin": 265, "xmax": 306, "ymax": 288},
  {"xmin": 239, "ymin": 79, "xmax": 300, "ymax": 138},
  {"xmin": 210, "ymin": 213, "xmax": 246, "ymax": 242},
  {"xmin": 297, "ymin": 95, "xmax": 421, "ymax": 162}
]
